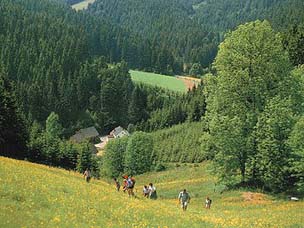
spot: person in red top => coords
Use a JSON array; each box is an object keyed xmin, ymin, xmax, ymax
[{"xmin": 122, "ymin": 175, "xmax": 128, "ymax": 193}]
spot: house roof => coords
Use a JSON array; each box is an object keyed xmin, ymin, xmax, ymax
[
  {"xmin": 110, "ymin": 126, "xmax": 129, "ymax": 138},
  {"xmin": 70, "ymin": 126, "xmax": 99, "ymax": 143}
]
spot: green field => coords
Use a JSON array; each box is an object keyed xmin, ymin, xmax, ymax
[
  {"xmin": 1, "ymin": 157, "xmax": 303, "ymax": 228},
  {"xmin": 71, "ymin": 0, "xmax": 95, "ymax": 11},
  {"xmin": 130, "ymin": 70, "xmax": 187, "ymax": 93}
]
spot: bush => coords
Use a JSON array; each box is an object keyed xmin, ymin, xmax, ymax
[
  {"xmin": 154, "ymin": 163, "xmax": 166, "ymax": 172},
  {"xmin": 102, "ymin": 137, "xmax": 128, "ymax": 177},
  {"xmin": 124, "ymin": 132, "xmax": 153, "ymax": 175}
]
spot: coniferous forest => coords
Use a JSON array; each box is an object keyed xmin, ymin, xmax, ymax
[{"xmin": 1, "ymin": 0, "xmax": 304, "ymax": 194}]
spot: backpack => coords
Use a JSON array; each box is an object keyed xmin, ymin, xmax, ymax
[
  {"xmin": 209, "ymin": 199, "xmax": 212, "ymax": 204},
  {"xmin": 127, "ymin": 178, "xmax": 134, "ymax": 188}
]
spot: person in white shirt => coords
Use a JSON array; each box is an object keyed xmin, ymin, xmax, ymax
[
  {"xmin": 178, "ymin": 189, "xmax": 191, "ymax": 211},
  {"xmin": 83, "ymin": 168, "xmax": 91, "ymax": 183},
  {"xmin": 143, "ymin": 185, "xmax": 149, "ymax": 197},
  {"xmin": 205, "ymin": 196, "xmax": 212, "ymax": 209},
  {"xmin": 148, "ymin": 183, "xmax": 157, "ymax": 199}
]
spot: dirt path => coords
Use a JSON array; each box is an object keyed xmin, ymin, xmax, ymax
[{"xmin": 176, "ymin": 76, "xmax": 201, "ymax": 90}]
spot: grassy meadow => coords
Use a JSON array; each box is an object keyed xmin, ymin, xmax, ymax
[
  {"xmin": 71, "ymin": 0, "xmax": 95, "ymax": 11},
  {"xmin": 130, "ymin": 70, "xmax": 187, "ymax": 93},
  {"xmin": 1, "ymin": 157, "xmax": 303, "ymax": 228}
]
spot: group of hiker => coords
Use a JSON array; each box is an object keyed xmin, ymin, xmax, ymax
[
  {"xmin": 114, "ymin": 176, "xmax": 157, "ymax": 199},
  {"xmin": 114, "ymin": 175, "xmax": 136, "ymax": 197},
  {"xmin": 83, "ymin": 169, "xmax": 212, "ymax": 211}
]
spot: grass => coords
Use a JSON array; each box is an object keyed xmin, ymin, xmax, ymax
[
  {"xmin": 71, "ymin": 0, "xmax": 95, "ymax": 11},
  {"xmin": 130, "ymin": 70, "xmax": 187, "ymax": 93},
  {"xmin": 1, "ymin": 157, "xmax": 304, "ymax": 228}
]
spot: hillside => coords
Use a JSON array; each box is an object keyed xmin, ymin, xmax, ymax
[
  {"xmin": 86, "ymin": 0, "xmax": 304, "ymax": 72},
  {"xmin": 87, "ymin": 0, "xmax": 218, "ymax": 70},
  {"xmin": 1, "ymin": 157, "xmax": 304, "ymax": 228},
  {"xmin": 150, "ymin": 121, "xmax": 206, "ymax": 163},
  {"xmin": 1, "ymin": 3, "xmax": 304, "ymax": 227},
  {"xmin": 192, "ymin": 0, "xmax": 304, "ymax": 32}
]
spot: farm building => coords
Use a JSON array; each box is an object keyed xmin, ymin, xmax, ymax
[
  {"xmin": 70, "ymin": 126, "xmax": 100, "ymax": 143},
  {"xmin": 95, "ymin": 126, "xmax": 129, "ymax": 155},
  {"xmin": 110, "ymin": 126, "xmax": 130, "ymax": 138}
]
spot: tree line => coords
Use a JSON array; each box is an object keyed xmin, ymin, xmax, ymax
[{"xmin": 87, "ymin": 0, "xmax": 304, "ymax": 74}]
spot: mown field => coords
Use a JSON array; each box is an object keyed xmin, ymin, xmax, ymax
[
  {"xmin": 71, "ymin": 0, "xmax": 95, "ymax": 11},
  {"xmin": 130, "ymin": 70, "xmax": 187, "ymax": 93},
  {"xmin": 1, "ymin": 157, "xmax": 303, "ymax": 228}
]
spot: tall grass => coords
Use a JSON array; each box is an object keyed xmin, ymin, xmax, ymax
[{"xmin": 1, "ymin": 157, "xmax": 303, "ymax": 227}]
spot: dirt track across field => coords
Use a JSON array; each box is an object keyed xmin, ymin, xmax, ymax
[{"xmin": 176, "ymin": 76, "xmax": 201, "ymax": 90}]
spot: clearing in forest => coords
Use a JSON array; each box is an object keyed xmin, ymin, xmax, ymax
[
  {"xmin": 176, "ymin": 76, "xmax": 201, "ymax": 90},
  {"xmin": 130, "ymin": 70, "xmax": 187, "ymax": 93},
  {"xmin": 72, "ymin": 0, "xmax": 95, "ymax": 11}
]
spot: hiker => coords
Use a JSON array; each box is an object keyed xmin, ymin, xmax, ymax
[
  {"xmin": 148, "ymin": 183, "xmax": 157, "ymax": 200},
  {"xmin": 126, "ymin": 176, "xmax": 136, "ymax": 197},
  {"xmin": 83, "ymin": 168, "xmax": 91, "ymax": 183},
  {"xmin": 114, "ymin": 178, "xmax": 120, "ymax": 191},
  {"xmin": 178, "ymin": 189, "xmax": 191, "ymax": 211},
  {"xmin": 122, "ymin": 175, "xmax": 128, "ymax": 193},
  {"xmin": 143, "ymin": 185, "xmax": 149, "ymax": 198},
  {"xmin": 205, "ymin": 196, "xmax": 212, "ymax": 209}
]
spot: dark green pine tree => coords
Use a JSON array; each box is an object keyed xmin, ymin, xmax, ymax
[
  {"xmin": 283, "ymin": 24, "xmax": 304, "ymax": 66},
  {"xmin": 76, "ymin": 141, "xmax": 94, "ymax": 173},
  {"xmin": 0, "ymin": 67, "xmax": 28, "ymax": 158},
  {"xmin": 128, "ymin": 86, "xmax": 147, "ymax": 124}
]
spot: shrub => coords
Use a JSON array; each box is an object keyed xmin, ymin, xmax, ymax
[
  {"xmin": 124, "ymin": 132, "xmax": 153, "ymax": 175},
  {"xmin": 154, "ymin": 163, "xmax": 166, "ymax": 172}
]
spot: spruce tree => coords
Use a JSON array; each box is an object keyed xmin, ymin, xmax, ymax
[
  {"xmin": 76, "ymin": 141, "xmax": 93, "ymax": 173},
  {"xmin": 46, "ymin": 112, "xmax": 63, "ymax": 139},
  {"xmin": 0, "ymin": 67, "xmax": 27, "ymax": 158}
]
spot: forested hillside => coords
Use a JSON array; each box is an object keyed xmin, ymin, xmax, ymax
[
  {"xmin": 193, "ymin": 0, "xmax": 304, "ymax": 31},
  {"xmin": 0, "ymin": 0, "xmax": 199, "ymax": 166},
  {"xmin": 87, "ymin": 0, "xmax": 304, "ymax": 74},
  {"xmin": 1, "ymin": 0, "xmax": 304, "ymax": 197},
  {"xmin": 0, "ymin": 0, "xmax": 185, "ymax": 133},
  {"xmin": 87, "ymin": 0, "xmax": 218, "ymax": 72}
]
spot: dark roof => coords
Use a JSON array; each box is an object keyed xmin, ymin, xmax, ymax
[{"xmin": 70, "ymin": 127, "xmax": 99, "ymax": 143}]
